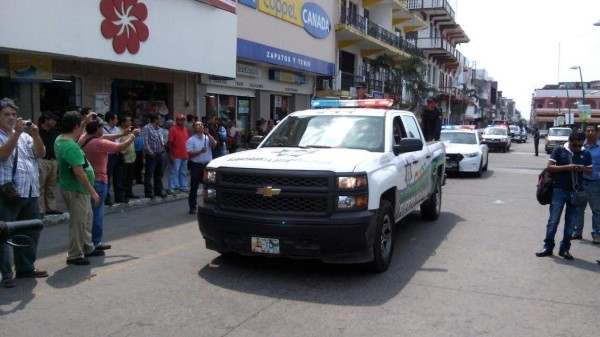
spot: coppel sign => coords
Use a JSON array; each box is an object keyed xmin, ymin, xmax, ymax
[{"xmin": 258, "ymin": 0, "xmax": 331, "ymax": 39}]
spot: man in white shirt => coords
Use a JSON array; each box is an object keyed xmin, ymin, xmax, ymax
[{"xmin": 186, "ymin": 121, "xmax": 216, "ymax": 214}]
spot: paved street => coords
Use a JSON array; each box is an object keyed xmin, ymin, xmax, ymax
[{"xmin": 1, "ymin": 141, "xmax": 600, "ymax": 337}]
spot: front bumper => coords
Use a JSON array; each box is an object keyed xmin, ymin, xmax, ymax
[{"xmin": 198, "ymin": 205, "xmax": 378, "ymax": 264}]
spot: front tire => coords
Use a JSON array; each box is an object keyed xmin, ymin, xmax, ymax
[
  {"xmin": 482, "ymin": 154, "xmax": 489, "ymax": 171},
  {"xmin": 368, "ymin": 200, "xmax": 394, "ymax": 273},
  {"xmin": 421, "ymin": 176, "xmax": 442, "ymax": 220}
]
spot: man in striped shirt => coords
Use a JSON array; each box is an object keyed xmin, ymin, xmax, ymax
[
  {"xmin": 0, "ymin": 98, "xmax": 48, "ymax": 288},
  {"xmin": 142, "ymin": 115, "xmax": 167, "ymax": 199}
]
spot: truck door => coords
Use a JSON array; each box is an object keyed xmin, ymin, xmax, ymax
[
  {"xmin": 391, "ymin": 115, "xmax": 415, "ymax": 219},
  {"xmin": 400, "ymin": 114, "xmax": 431, "ymax": 207}
]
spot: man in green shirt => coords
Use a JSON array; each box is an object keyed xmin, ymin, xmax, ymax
[{"xmin": 55, "ymin": 111, "xmax": 102, "ymax": 266}]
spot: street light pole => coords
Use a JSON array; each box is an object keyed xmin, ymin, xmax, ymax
[{"xmin": 570, "ymin": 66, "xmax": 585, "ymax": 104}]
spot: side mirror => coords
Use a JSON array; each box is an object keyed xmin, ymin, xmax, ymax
[
  {"xmin": 250, "ymin": 135, "xmax": 263, "ymax": 149},
  {"xmin": 393, "ymin": 138, "xmax": 423, "ymax": 155}
]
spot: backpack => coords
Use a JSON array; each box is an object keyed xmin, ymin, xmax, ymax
[{"xmin": 536, "ymin": 168, "xmax": 554, "ymax": 205}]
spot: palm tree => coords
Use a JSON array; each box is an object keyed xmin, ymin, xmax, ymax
[{"xmin": 370, "ymin": 54, "xmax": 437, "ymax": 112}]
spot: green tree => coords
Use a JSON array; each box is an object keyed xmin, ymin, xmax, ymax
[{"xmin": 371, "ymin": 54, "xmax": 437, "ymax": 112}]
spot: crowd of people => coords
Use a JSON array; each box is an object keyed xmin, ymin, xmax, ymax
[{"xmin": 0, "ymin": 97, "xmax": 254, "ymax": 288}]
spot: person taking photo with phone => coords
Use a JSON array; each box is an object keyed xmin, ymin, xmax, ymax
[{"xmin": 186, "ymin": 121, "xmax": 216, "ymax": 215}]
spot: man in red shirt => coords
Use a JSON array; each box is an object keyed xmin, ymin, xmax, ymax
[
  {"xmin": 167, "ymin": 114, "xmax": 190, "ymax": 194},
  {"xmin": 79, "ymin": 119, "xmax": 137, "ymax": 251}
]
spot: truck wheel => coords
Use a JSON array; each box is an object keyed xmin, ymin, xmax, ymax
[
  {"xmin": 421, "ymin": 177, "xmax": 442, "ymax": 220},
  {"xmin": 475, "ymin": 160, "xmax": 483, "ymax": 177},
  {"xmin": 368, "ymin": 200, "xmax": 394, "ymax": 273}
]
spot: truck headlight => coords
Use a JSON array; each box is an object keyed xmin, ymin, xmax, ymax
[
  {"xmin": 337, "ymin": 175, "xmax": 367, "ymax": 189},
  {"xmin": 337, "ymin": 195, "xmax": 368, "ymax": 209},
  {"xmin": 203, "ymin": 188, "xmax": 217, "ymax": 200},
  {"xmin": 203, "ymin": 170, "xmax": 216, "ymax": 184},
  {"xmin": 464, "ymin": 152, "xmax": 478, "ymax": 158},
  {"xmin": 500, "ymin": 138, "xmax": 507, "ymax": 143}
]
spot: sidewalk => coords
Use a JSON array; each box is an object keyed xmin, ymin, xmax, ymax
[{"xmin": 43, "ymin": 174, "xmax": 194, "ymax": 227}]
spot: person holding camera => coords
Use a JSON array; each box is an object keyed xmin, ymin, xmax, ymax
[
  {"xmin": 55, "ymin": 111, "xmax": 101, "ymax": 266},
  {"xmin": 78, "ymin": 117, "xmax": 137, "ymax": 252},
  {"xmin": 0, "ymin": 98, "xmax": 47, "ymax": 287},
  {"xmin": 186, "ymin": 121, "xmax": 216, "ymax": 214}
]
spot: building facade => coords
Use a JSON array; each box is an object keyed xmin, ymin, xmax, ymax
[
  {"xmin": 0, "ymin": 0, "xmax": 237, "ymax": 123},
  {"xmin": 201, "ymin": 0, "xmax": 336, "ymax": 136},
  {"xmin": 532, "ymin": 81, "xmax": 600, "ymax": 129}
]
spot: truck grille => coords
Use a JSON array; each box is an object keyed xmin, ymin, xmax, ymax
[{"xmin": 215, "ymin": 169, "xmax": 334, "ymax": 216}]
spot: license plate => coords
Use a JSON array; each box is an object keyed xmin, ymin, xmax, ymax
[{"xmin": 251, "ymin": 237, "xmax": 280, "ymax": 254}]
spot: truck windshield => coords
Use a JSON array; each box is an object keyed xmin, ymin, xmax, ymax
[
  {"xmin": 549, "ymin": 128, "xmax": 572, "ymax": 137},
  {"xmin": 261, "ymin": 115, "xmax": 385, "ymax": 152}
]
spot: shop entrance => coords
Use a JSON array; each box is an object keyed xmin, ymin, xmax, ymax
[
  {"xmin": 111, "ymin": 79, "xmax": 169, "ymax": 124},
  {"xmin": 40, "ymin": 78, "xmax": 77, "ymax": 113}
]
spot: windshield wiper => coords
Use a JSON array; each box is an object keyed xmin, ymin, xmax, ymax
[{"xmin": 300, "ymin": 144, "xmax": 333, "ymax": 149}]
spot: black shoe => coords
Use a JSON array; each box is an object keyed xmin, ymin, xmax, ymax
[
  {"xmin": 67, "ymin": 257, "xmax": 90, "ymax": 265},
  {"xmin": 145, "ymin": 193, "xmax": 155, "ymax": 199},
  {"xmin": 571, "ymin": 234, "xmax": 583, "ymax": 240},
  {"xmin": 105, "ymin": 200, "xmax": 114, "ymax": 206},
  {"xmin": 189, "ymin": 208, "xmax": 197, "ymax": 215},
  {"xmin": 126, "ymin": 194, "xmax": 140, "ymax": 199},
  {"xmin": 535, "ymin": 248, "xmax": 553, "ymax": 257},
  {"xmin": 95, "ymin": 244, "xmax": 112, "ymax": 250},
  {"xmin": 85, "ymin": 249, "xmax": 105, "ymax": 257},
  {"xmin": 45, "ymin": 209, "xmax": 64, "ymax": 215},
  {"xmin": 559, "ymin": 250, "xmax": 574, "ymax": 260},
  {"xmin": 156, "ymin": 191, "xmax": 167, "ymax": 198},
  {"xmin": 15, "ymin": 269, "xmax": 49, "ymax": 278},
  {"xmin": 1, "ymin": 277, "xmax": 16, "ymax": 288},
  {"xmin": 115, "ymin": 198, "xmax": 129, "ymax": 204}
]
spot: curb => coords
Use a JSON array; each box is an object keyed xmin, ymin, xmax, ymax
[{"xmin": 42, "ymin": 192, "xmax": 190, "ymax": 227}]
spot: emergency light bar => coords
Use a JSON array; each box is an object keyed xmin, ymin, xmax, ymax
[{"xmin": 311, "ymin": 98, "xmax": 394, "ymax": 109}]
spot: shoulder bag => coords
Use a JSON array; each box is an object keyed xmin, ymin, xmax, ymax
[{"xmin": 0, "ymin": 147, "xmax": 20, "ymax": 203}]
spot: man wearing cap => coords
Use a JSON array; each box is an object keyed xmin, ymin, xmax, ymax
[
  {"xmin": 166, "ymin": 114, "xmax": 190, "ymax": 194},
  {"xmin": 356, "ymin": 82, "xmax": 371, "ymax": 100},
  {"xmin": 420, "ymin": 97, "xmax": 443, "ymax": 142},
  {"xmin": 0, "ymin": 98, "xmax": 48, "ymax": 287},
  {"xmin": 38, "ymin": 111, "xmax": 63, "ymax": 216}
]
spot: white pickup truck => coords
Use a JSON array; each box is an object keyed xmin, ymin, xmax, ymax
[{"xmin": 197, "ymin": 99, "xmax": 446, "ymax": 272}]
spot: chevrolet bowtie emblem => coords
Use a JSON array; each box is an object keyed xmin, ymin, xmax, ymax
[{"xmin": 256, "ymin": 186, "xmax": 281, "ymax": 197}]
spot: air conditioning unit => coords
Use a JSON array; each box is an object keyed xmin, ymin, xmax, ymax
[{"xmin": 321, "ymin": 79, "xmax": 331, "ymax": 90}]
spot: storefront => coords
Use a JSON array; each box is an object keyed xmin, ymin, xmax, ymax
[{"xmin": 0, "ymin": 1, "xmax": 237, "ymax": 123}]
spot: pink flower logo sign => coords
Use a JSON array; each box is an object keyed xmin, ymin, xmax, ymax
[{"xmin": 100, "ymin": 0, "xmax": 149, "ymax": 54}]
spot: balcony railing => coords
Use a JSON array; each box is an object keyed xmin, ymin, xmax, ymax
[
  {"xmin": 412, "ymin": 37, "xmax": 455, "ymax": 56},
  {"xmin": 340, "ymin": 5, "xmax": 423, "ymax": 58},
  {"xmin": 406, "ymin": 0, "xmax": 455, "ymax": 21}
]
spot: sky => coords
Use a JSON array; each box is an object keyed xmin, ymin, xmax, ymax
[{"xmin": 452, "ymin": 0, "xmax": 600, "ymax": 120}]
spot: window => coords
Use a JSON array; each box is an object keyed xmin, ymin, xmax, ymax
[{"xmin": 401, "ymin": 115, "xmax": 422, "ymax": 140}]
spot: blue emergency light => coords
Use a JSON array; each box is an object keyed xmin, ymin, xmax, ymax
[{"xmin": 311, "ymin": 98, "xmax": 394, "ymax": 109}]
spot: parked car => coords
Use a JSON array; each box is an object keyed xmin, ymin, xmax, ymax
[
  {"xmin": 482, "ymin": 126, "xmax": 511, "ymax": 152},
  {"xmin": 545, "ymin": 127, "xmax": 572, "ymax": 154},
  {"xmin": 441, "ymin": 128, "xmax": 489, "ymax": 177},
  {"xmin": 539, "ymin": 129, "xmax": 548, "ymax": 138}
]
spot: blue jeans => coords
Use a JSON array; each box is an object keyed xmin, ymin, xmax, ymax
[
  {"xmin": 544, "ymin": 188, "xmax": 577, "ymax": 251},
  {"xmin": 91, "ymin": 181, "xmax": 108, "ymax": 247},
  {"xmin": 168, "ymin": 158, "xmax": 188, "ymax": 190},
  {"xmin": 144, "ymin": 153, "xmax": 165, "ymax": 196},
  {"xmin": 573, "ymin": 179, "xmax": 600, "ymax": 237},
  {"xmin": 0, "ymin": 197, "xmax": 41, "ymax": 279}
]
